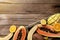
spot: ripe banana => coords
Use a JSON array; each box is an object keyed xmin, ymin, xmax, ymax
[
  {"xmin": 0, "ymin": 25, "xmax": 16, "ymax": 40},
  {"xmin": 27, "ymin": 24, "xmax": 42, "ymax": 40},
  {"xmin": 0, "ymin": 33, "xmax": 13, "ymax": 40}
]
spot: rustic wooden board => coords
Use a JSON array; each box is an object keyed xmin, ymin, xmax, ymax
[
  {"xmin": 0, "ymin": 14, "xmax": 49, "ymax": 25},
  {"xmin": 0, "ymin": 4, "xmax": 58, "ymax": 13},
  {"xmin": 0, "ymin": 0, "xmax": 60, "ymax": 35},
  {"xmin": 0, "ymin": 0, "xmax": 60, "ymax": 3}
]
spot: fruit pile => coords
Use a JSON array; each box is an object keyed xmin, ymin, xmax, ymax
[{"xmin": 0, "ymin": 13, "xmax": 60, "ymax": 40}]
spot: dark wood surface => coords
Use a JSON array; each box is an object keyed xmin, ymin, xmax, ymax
[{"xmin": 0, "ymin": 0, "xmax": 60, "ymax": 35}]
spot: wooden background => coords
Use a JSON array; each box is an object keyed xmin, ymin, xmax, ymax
[{"xmin": 0, "ymin": 0, "xmax": 60, "ymax": 35}]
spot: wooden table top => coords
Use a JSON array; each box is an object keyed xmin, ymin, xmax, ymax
[{"xmin": 0, "ymin": 0, "xmax": 60, "ymax": 35}]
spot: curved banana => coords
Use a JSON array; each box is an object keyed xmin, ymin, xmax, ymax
[
  {"xmin": 27, "ymin": 24, "xmax": 42, "ymax": 40},
  {"xmin": 13, "ymin": 26, "xmax": 26, "ymax": 40},
  {"xmin": 0, "ymin": 25, "xmax": 16, "ymax": 40},
  {"xmin": 4, "ymin": 33, "xmax": 13, "ymax": 40},
  {"xmin": 0, "ymin": 33, "xmax": 13, "ymax": 40}
]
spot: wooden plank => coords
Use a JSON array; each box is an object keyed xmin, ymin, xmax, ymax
[
  {"xmin": 0, "ymin": 14, "xmax": 50, "ymax": 19},
  {"xmin": 0, "ymin": 14, "xmax": 49, "ymax": 25},
  {"xmin": 0, "ymin": 4, "xmax": 58, "ymax": 13},
  {"xmin": 0, "ymin": 26, "xmax": 10, "ymax": 35},
  {"xmin": 0, "ymin": 0, "xmax": 60, "ymax": 3}
]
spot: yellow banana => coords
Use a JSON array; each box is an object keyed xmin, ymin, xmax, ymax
[
  {"xmin": 0, "ymin": 25, "xmax": 16, "ymax": 40},
  {"xmin": 0, "ymin": 33, "xmax": 13, "ymax": 40},
  {"xmin": 27, "ymin": 24, "xmax": 42, "ymax": 40}
]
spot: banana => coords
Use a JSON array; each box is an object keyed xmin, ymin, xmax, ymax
[
  {"xmin": 0, "ymin": 25, "xmax": 16, "ymax": 40},
  {"xmin": 4, "ymin": 33, "xmax": 13, "ymax": 40},
  {"xmin": 0, "ymin": 33, "xmax": 13, "ymax": 40},
  {"xmin": 27, "ymin": 24, "xmax": 42, "ymax": 40}
]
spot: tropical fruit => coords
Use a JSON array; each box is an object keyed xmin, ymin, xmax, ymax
[{"xmin": 48, "ymin": 14, "xmax": 60, "ymax": 25}]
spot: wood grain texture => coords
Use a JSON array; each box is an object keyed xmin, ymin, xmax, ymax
[
  {"xmin": 0, "ymin": 0, "xmax": 60, "ymax": 3},
  {"xmin": 0, "ymin": 0, "xmax": 60, "ymax": 35},
  {"xmin": 0, "ymin": 4, "xmax": 56, "ymax": 13}
]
